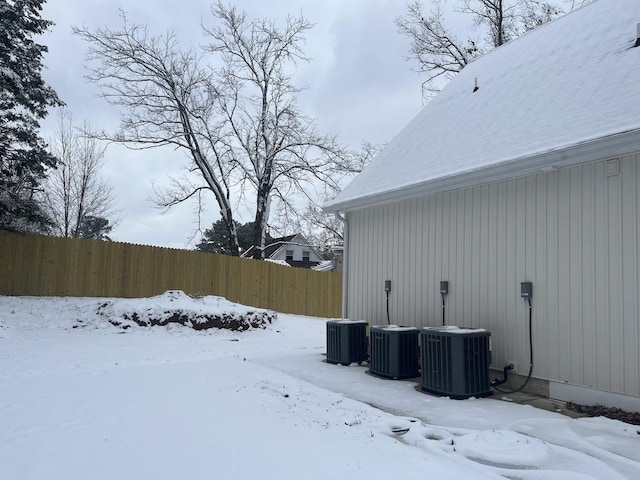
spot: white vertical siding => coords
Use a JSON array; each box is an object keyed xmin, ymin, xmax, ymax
[{"xmin": 346, "ymin": 153, "xmax": 640, "ymax": 398}]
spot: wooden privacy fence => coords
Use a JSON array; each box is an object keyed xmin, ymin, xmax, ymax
[{"xmin": 0, "ymin": 231, "xmax": 342, "ymax": 318}]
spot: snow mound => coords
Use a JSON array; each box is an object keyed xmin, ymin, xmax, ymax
[
  {"xmin": 96, "ymin": 290, "xmax": 276, "ymax": 331},
  {"xmin": 454, "ymin": 430, "xmax": 550, "ymax": 468}
]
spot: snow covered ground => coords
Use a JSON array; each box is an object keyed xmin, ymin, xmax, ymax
[{"xmin": 1, "ymin": 294, "xmax": 639, "ymax": 479}]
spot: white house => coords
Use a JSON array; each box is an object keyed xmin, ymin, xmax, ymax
[
  {"xmin": 325, "ymin": 0, "xmax": 640, "ymax": 410},
  {"xmin": 242, "ymin": 233, "xmax": 324, "ymax": 269}
]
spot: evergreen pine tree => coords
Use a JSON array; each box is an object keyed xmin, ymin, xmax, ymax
[
  {"xmin": 196, "ymin": 220, "xmax": 262, "ymax": 255},
  {"xmin": 0, "ymin": 0, "xmax": 63, "ymax": 232}
]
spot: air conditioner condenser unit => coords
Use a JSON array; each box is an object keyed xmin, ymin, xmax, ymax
[
  {"xmin": 326, "ymin": 320, "xmax": 368, "ymax": 366},
  {"xmin": 369, "ymin": 325, "xmax": 419, "ymax": 379},
  {"xmin": 420, "ymin": 326, "xmax": 492, "ymax": 399}
]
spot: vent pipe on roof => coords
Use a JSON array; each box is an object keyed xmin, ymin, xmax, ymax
[
  {"xmin": 473, "ymin": 77, "xmax": 479, "ymax": 92},
  {"xmin": 635, "ymin": 23, "xmax": 640, "ymax": 47}
]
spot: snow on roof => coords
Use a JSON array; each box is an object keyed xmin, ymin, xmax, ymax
[
  {"xmin": 264, "ymin": 258, "xmax": 290, "ymax": 267},
  {"xmin": 311, "ymin": 260, "xmax": 333, "ymax": 271},
  {"xmin": 327, "ymin": 0, "xmax": 640, "ymax": 212}
]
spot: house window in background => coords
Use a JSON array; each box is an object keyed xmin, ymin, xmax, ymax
[
  {"xmin": 303, "ymin": 251, "xmax": 310, "ymax": 262},
  {"xmin": 286, "ymin": 250, "xmax": 294, "ymax": 261}
]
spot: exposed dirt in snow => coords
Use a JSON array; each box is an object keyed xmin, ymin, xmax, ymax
[
  {"xmin": 566, "ymin": 402, "xmax": 640, "ymax": 427},
  {"xmin": 93, "ymin": 290, "xmax": 276, "ymax": 331},
  {"xmin": 98, "ymin": 308, "xmax": 274, "ymax": 331}
]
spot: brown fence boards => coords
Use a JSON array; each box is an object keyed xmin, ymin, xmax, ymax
[{"xmin": 0, "ymin": 231, "xmax": 342, "ymax": 318}]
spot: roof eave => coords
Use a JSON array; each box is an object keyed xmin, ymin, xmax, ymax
[{"xmin": 325, "ymin": 129, "xmax": 640, "ymax": 213}]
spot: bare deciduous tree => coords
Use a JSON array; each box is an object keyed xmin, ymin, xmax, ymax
[
  {"xmin": 204, "ymin": 3, "xmax": 346, "ymax": 259},
  {"xmin": 518, "ymin": 0, "xmax": 564, "ymax": 31},
  {"xmin": 73, "ymin": 14, "xmax": 242, "ymax": 254},
  {"xmin": 396, "ymin": 0, "xmax": 590, "ymax": 98},
  {"xmin": 275, "ymin": 141, "xmax": 381, "ymax": 248},
  {"xmin": 75, "ymin": 4, "xmax": 353, "ymax": 258},
  {"xmin": 43, "ymin": 109, "xmax": 118, "ymax": 239},
  {"xmin": 460, "ymin": 0, "xmax": 519, "ymax": 47},
  {"xmin": 395, "ymin": 0, "xmax": 481, "ymax": 98}
]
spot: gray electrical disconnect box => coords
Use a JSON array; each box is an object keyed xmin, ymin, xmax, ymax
[
  {"xmin": 521, "ymin": 282, "xmax": 533, "ymax": 298},
  {"xmin": 440, "ymin": 281, "xmax": 449, "ymax": 295},
  {"xmin": 384, "ymin": 280, "xmax": 391, "ymax": 292}
]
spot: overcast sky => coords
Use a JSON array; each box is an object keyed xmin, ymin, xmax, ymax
[{"xmin": 39, "ymin": 0, "xmax": 427, "ymax": 249}]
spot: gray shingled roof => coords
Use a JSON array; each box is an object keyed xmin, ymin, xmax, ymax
[{"xmin": 326, "ymin": 0, "xmax": 640, "ymax": 212}]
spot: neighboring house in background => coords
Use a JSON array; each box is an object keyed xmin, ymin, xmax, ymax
[
  {"xmin": 325, "ymin": 0, "xmax": 640, "ymax": 411},
  {"xmin": 242, "ymin": 233, "xmax": 324, "ymax": 269},
  {"xmin": 311, "ymin": 245, "xmax": 344, "ymax": 273}
]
